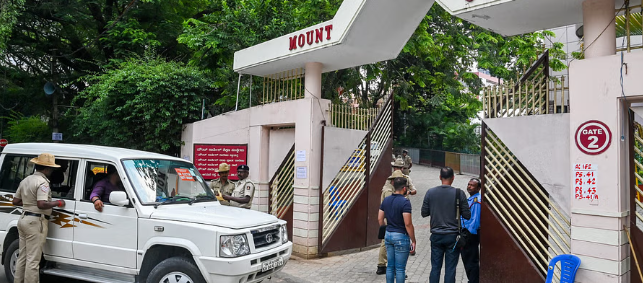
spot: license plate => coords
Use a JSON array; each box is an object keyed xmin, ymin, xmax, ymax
[{"xmin": 261, "ymin": 257, "xmax": 284, "ymax": 272}]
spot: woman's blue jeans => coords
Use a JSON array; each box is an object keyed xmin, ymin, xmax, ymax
[{"xmin": 384, "ymin": 231, "xmax": 410, "ymax": 283}]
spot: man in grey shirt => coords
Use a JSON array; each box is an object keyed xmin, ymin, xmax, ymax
[{"xmin": 421, "ymin": 167, "xmax": 470, "ymax": 283}]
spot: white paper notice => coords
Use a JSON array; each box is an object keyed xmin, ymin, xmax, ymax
[
  {"xmin": 296, "ymin": 150, "xmax": 306, "ymax": 162},
  {"xmin": 573, "ymin": 163, "xmax": 598, "ymax": 205},
  {"xmin": 296, "ymin": 167, "xmax": 307, "ymax": 179}
]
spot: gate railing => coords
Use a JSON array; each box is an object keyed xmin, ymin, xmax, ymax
[
  {"xmin": 261, "ymin": 69, "xmax": 305, "ymax": 105},
  {"xmin": 329, "ymin": 104, "xmax": 380, "ymax": 131},
  {"xmin": 632, "ymin": 123, "xmax": 643, "ymax": 229},
  {"xmin": 269, "ymin": 144, "xmax": 295, "ymax": 219},
  {"xmin": 320, "ymin": 94, "xmax": 393, "ymax": 247},
  {"xmin": 483, "ymin": 50, "xmax": 569, "ymax": 118},
  {"xmin": 483, "ymin": 127, "xmax": 571, "ymax": 281},
  {"xmin": 616, "ymin": 3, "xmax": 642, "ymax": 53}
]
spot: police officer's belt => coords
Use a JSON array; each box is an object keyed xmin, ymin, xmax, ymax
[{"xmin": 24, "ymin": 212, "xmax": 50, "ymax": 220}]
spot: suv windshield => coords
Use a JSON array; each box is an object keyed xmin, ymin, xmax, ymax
[{"xmin": 122, "ymin": 159, "xmax": 215, "ymax": 205}]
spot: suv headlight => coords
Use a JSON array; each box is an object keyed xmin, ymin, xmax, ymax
[
  {"xmin": 281, "ymin": 224, "xmax": 288, "ymax": 244},
  {"xmin": 220, "ymin": 234, "xmax": 250, "ymax": 258}
]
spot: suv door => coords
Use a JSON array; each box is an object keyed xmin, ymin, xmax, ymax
[
  {"xmin": 72, "ymin": 160, "xmax": 138, "ymax": 268},
  {"xmin": 0, "ymin": 154, "xmax": 77, "ymax": 259},
  {"xmin": 45, "ymin": 157, "xmax": 80, "ymax": 259}
]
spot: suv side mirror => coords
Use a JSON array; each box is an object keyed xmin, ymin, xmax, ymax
[{"xmin": 110, "ymin": 191, "xmax": 130, "ymax": 207}]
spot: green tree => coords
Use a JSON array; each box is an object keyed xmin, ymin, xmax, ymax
[
  {"xmin": 0, "ymin": 0, "xmax": 210, "ymax": 134},
  {"xmin": 177, "ymin": 0, "xmax": 343, "ymax": 114},
  {"xmin": 71, "ymin": 56, "xmax": 213, "ymax": 154},
  {"xmin": 2, "ymin": 111, "xmax": 50, "ymax": 143}
]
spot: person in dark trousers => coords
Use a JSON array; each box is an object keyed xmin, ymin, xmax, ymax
[
  {"xmin": 421, "ymin": 167, "xmax": 471, "ymax": 283},
  {"xmin": 378, "ymin": 177, "xmax": 416, "ymax": 283},
  {"xmin": 461, "ymin": 178, "xmax": 481, "ymax": 283}
]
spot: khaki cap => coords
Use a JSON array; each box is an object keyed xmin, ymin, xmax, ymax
[
  {"xmin": 30, "ymin": 153, "xmax": 60, "ymax": 168},
  {"xmin": 391, "ymin": 158, "xmax": 405, "ymax": 167},
  {"xmin": 387, "ymin": 170, "xmax": 405, "ymax": 180},
  {"xmin": 216, "ymin": 163, "xmax": 230, "ymax": 172}
]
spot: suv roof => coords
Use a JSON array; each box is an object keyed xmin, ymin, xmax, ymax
[{"xmin": 1, "ymin": 143, "xmax": 186, "ymax": 163}]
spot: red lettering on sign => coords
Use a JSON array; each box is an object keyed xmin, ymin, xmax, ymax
[
  {"xmin": 298, "ymin": 34, "xmax": 305, "ymax": 47},
  {"xmin": 289, "ymin": 36, "xmax": 298, "ymax": 50},
  {"xmin": 316, "ymin": 28, "xmax": 323, "ymax": 43},
  {"xmin": 325, "ymin": 24, "xmax": 333, "ymax": 40},
  {"xmin": 306, "ymin": 30, "xmax": 314, "ymax": 45},
  {"xmin": 288, "ymin": 24, "xmax": 334, "ymax": 50}
]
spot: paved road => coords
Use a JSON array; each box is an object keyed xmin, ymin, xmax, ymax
[{"xmin": 272, "ymin": 164, "xmax": 477, "ymax": 283}]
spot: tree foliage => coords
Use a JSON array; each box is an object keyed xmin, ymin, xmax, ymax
[
  {"xmin": 2, "ymin": 111, "xmax": 50, "ymax": 143},
  {"xmin": 1, "ymin": 0, "xmax": 566, "ymax": 154},
  {"xmin": 71, "ymin": 56, "xmax": 213, "ymax": 154}
]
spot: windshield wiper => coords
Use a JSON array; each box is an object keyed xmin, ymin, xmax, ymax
[
  {"xmin": 154, "ymin": 195, "xmax": 194, "ymax": 208},
  {"xmin": 193, "ymin": 195, "xmax": 216, "ymax": 203}
]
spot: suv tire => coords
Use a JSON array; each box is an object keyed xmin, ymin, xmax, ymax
[
  {"xmin": 4, "ymin": 239, "xmax": 19, "ymax": 283},
  {"xmin": 146, "ymin": 256, "xmax": 205, "ymax": 283}
]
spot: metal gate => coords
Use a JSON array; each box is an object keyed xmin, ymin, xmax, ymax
[
  {"xmin": 481, "ymin": 124, "xmax": 571, "ymax": 282},
  {"xmin": 629, "ymin": 116, "xmax": 643, "ymax": 282},
  {"xmin": 269, "ymin": 144, "xmax": 295, "ymax": 240},
  {"xmin": 319, "ymin": 94, "xmax": 393, "ymax": 252}
]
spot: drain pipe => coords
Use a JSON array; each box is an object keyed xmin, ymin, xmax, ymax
[
  {"xmin": 249, "ymin": 75, "xmax": 253, "ymax": 108},
  {"xmin": 235, "ymin": 74, "xmax": 242, "ymax": 111}
]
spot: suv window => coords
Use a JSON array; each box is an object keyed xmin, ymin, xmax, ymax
[
  {"xmin": 0, "ymin": 155, "xmax": 36, "ymax": 193},
  {"xmin": 0, "ymin": 155, "xmax": 79, "ymax": 198},
  {"xmin": 83, "ymin": 162, "xmax": 123, "ymax": 202},
  {"xmin": 50, "ymin": 159, "xmax": 79, "ymax": 200}
]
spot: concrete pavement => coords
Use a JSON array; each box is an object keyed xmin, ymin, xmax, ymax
[{"xmin": 272, "ymin": 164, "xmax": 478, "ymax": 283}]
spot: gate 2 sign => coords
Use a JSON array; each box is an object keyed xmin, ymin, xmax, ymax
[{"xmin": 575, "ymin": 120, "xmax": 612, "ymax": 155}]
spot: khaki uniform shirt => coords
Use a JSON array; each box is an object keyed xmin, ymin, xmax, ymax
[
  {"xmin": 230, "ymin": 179, "xmax": 256, "ymax": 209},
  {"xmin": 15, "ymin": 172, "xmax": 52, "ymax": 215},
  {"xmin": 403, "ymin": 155, "xmax": 412, "ymax": 169},
  {"xmin": 380, "ymin": 174, "xmax": 416, "ymax": 202},
  {"xmin": 210, "ymin": 178, "xmax": 235, "ymax": 206}
]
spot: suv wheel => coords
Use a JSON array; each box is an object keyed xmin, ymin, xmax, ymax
[
  {"xmin": 146, "ymin": 257, "xmax": 205, "ymax": 283},
  {"xmin": 4, "ymin": 239, "xmax": 19, "ymax": 283}
]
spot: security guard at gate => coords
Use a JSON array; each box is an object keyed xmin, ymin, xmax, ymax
[
  {"xmin": 210, "ymin": 163, "xmax": 235, "ymax": 206},
  {"xmin": 12, "ymin": 153, "xmax": 66, "ymax": 283},
  {"xmin": 220, "ymin": 165, "xmax": 256, "ymax": 209},
  {"xmin": 391, "ymin": 158, "xmax": 417, "ymax": 196},
  {"xmin": 401, "ymin": 149, "xmax": 412, "ymax": 175}
]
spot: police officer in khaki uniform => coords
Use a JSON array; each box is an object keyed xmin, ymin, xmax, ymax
[
  {"xmin": 391, "ymin": 158, "xmax": 417, "ymax": 195},
  {"xmin": 220, "ymin": 165, "xmax": 255, "ymax": 209},
  {"xmin": 376, "ymin": 170, "xmax": 415, "ymax": 275},
  {"xmin": 12, "ymin": 153, "xmax": 66, "ymax": 283},
  {"xmin": 210, "ymin": 163, "xmax": 235, "ymax": 206},
  {"xmin": 401, "ymin": 149, "xmax": 412, "ymax": 175}
]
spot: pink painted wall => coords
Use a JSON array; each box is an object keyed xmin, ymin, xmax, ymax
[{"xmin": 569, "ymin": 51, "xmax": 643, "ymax": 281}]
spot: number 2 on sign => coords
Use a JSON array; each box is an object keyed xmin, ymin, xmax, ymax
[{"xmin": 588, "ymin": 136, "xmax": 599, "ymax": 149}]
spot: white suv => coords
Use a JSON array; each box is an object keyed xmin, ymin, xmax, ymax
[{"xmin": 0, "ymin": 143, "xmax": 291, "ymax": 283}]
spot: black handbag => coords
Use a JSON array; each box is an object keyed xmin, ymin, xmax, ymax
[
  {"xmin": 454, "ymin": 188, "xmax": 470, "ymax": 249},
  {"xmin": 378, "ymin": 225, "xmax": 387, "ymax": 239}
]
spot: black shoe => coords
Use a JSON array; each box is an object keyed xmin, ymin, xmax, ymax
[
  {"xmin": 376, "ymin": 266, "xmax": 386, "ymax": 275},
  {"xmin": 410, "ymin": 251, "xmax": 416, "ymax": 256}
]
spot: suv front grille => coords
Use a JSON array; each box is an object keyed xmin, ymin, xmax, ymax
[{"xmin": 252, "ymin": 228, "xmax": 281, "ymax": 249}]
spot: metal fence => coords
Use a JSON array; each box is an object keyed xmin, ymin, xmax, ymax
[
  {"xmin": 328, "ymin": 104, "xmax": 380, "ymax": 131},
  {"xmin": 483, "ymin": 128, "xmax": 571, "ymax": 281},
  {"xmin": 269, "ymin": 144, "xmax": 295, "ymax": 219},
  {"xmin": 261, "ymin": 68, "xmax": 305, "ymax": 105},
  {"xmin": 399, "ymin": 148, "xmax": 481, "ymax": 176},
  {"xmin": 321, "ymin": 94, "xmax": 393, "ymax": 247}
]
